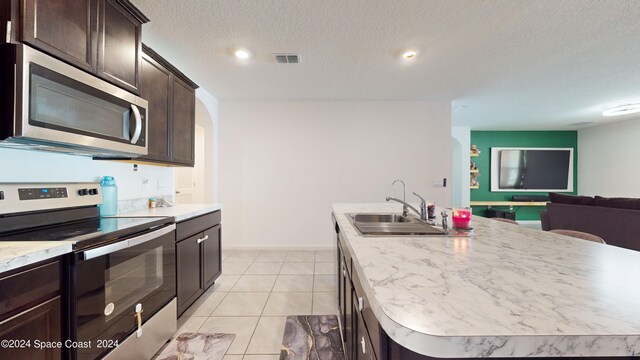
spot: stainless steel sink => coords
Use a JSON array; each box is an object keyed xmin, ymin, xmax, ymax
[
  {"xmin": 349, "ymin": 214, "xmax": 410, "ymax": 223},
  {"xmin": 346, "ymin": 213, "xmax": 449, "ymax": 236}
]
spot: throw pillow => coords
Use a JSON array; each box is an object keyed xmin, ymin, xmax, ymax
[{"xmin": 594, "ymin": 196, "xmax": 640, "ymax": 210}]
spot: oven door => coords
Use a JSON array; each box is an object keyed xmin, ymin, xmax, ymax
[
  {"xmin": 10, "ymin": 44, "xmax": 148, "ymax": 157},
  {"xmin": 72, "ymin": 225, "xmax": 176, "ymax": 360}
]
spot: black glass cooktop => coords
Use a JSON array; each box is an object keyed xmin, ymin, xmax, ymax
[{"xmin": 0, "ymin": 216, "xmax": 173, "ymax": 250}]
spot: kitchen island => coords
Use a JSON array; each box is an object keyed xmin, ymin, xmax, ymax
[{"xmin": 333, "ymin": 203, "xmax": 640, "ymax": 359}]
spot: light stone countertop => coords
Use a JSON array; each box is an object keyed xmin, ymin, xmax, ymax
[
  {"xmin": 118, "ymin": 203, "xmax": 221, "ymax": 222},
  {"xmin": 0, "ymin": 241, "xmax": 75, "ymax": 274},
  {"xmin": 333, "ymin": 203, "xmax": 640, "ymax": 358},
  {"xmin": 0, "ymin": 204, "xmax": 221, "ymax": 275}
]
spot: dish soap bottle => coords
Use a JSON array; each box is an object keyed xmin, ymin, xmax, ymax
[{"xmin": 99, "ymin": 176, "xmax": 118, "ymax": 216}]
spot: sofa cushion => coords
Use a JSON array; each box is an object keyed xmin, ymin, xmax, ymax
[
  {"xmin": 549, "ymin": 192, "xmax": 595, "ymax": 206},
  {"xmin": 594, "ymin": 196, "xmax": 640, "ymax": 210}
]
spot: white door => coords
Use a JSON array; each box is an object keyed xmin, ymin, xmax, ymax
[{"xmin": 174, "ymin": 125, "xmax": 206, "ymax": 203}]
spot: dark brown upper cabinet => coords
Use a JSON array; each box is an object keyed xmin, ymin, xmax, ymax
[
  {"xmin": 140, "ymin": 50, "xmax": 171, "ymax": 162},
  {"xmin": 171, "ymin": 76, "xmax": 196, "ymax": 165},
  {"xmin": 97, "ymin": 0, "xmax": 143, "ymax": 93},
  {"xmin": 139, "ymin": 44, "xmax": 198, "ymax": 167},
  {"xmin": 21, "ymin": 0, "xmax": 97, "ymax": 72},
  {"xmin": 6, "ymin": 0, "xmax": 148, "ymax": 94}
]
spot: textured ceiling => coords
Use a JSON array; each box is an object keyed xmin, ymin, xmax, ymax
[{"xmin": 132, "ymin": 0, "xmax": 640, "ymax": 129}]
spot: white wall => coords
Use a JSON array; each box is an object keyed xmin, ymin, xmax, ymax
[
  {"xmin": 195, "ymin": 89, "xmax": 220, "ymax": 203},
  {"xmin": 578, "ymin": 118, "xmax": 640, "ymax": 197},
  {"xmin": 219, "ymin": 100, "xmax": 452, "ymax": 249},
  {"xmin": 451, "ymin": 126, "xmax": 471, "ymax": 207},
  {"xmin": 0, "ymin": 148, "xmax": 174, "ymax": 210}
]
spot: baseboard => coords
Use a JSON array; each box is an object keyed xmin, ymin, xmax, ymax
[{"xmin": 222, "ymin": 245, "xmax": 336, "ymax": 251}]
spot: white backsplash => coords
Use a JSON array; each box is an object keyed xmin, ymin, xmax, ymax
[{"xmin": 0, "ymin": 148, "xmax": 175, "ymax": 208}]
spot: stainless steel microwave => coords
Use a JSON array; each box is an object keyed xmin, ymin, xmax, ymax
[{"xmin": 0, "ymin": 44, "xmax": 148, "ymax": 157}]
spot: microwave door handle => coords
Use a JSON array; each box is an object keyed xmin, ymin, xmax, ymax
[
  {"xmin": 130, "ymin": 104, "xmax": 142, "ymax": 144},
  {"xmin": 81, "ymin": 224, "xmax": 175, "ymax": 260}
]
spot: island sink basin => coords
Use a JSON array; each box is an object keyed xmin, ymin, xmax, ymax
[
  {"xmin": 346, "ymin": 213, "xmax": 448, "ymax": 236},
  {"xmin": 349, "ymin": 214, "xmax": 410, "ymax": 223}
]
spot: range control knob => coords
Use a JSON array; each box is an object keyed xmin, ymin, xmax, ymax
[
  {"xmin": 78, "ymin": 189, "xmax": 88, "ymax": 196},
  {"xmin": 88, "ymin": 188, "xmax": 99, "ymax": 195}
]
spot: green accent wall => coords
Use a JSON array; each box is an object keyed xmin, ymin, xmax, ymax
[{"xmin": 470, "ymin": 131, "xmax": 578, "ymax": 220}]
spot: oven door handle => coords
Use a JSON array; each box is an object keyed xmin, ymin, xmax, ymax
[{"xmin": 81, "ymin": 224, "xmax": 176, "ymax": 260}]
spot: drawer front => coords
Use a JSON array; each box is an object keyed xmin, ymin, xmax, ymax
[
  {"xmin": 0, "ymin": 260, "xmax": 61, "ymax": 321},
  {"xmin": 352, "ymin": 269, "xmax": 382, "ymax": 360},
  {"xmin": 176, "ymin": 211, "xmax": 221, "ymax": 240}
]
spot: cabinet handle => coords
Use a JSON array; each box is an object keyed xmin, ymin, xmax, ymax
[
  {"xmin": 358, "ymin": 296, "xmax": 364, "ymax": 311},
  {"xmin": 361, "ymin": 336, "xmax": 366, "ymax": 353},
  {"xmin": 197, "ymin": 235, "xmax": 209, "ymax": 244}
]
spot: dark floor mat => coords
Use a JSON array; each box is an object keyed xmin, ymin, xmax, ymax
[{"xmin": 280, "ymin": 315, "xmax": 345, "ymax": 360}]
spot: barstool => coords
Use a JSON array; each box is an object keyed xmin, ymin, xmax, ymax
[{"xmin": 549, "ymin": 229, "xmax": 606, "ymax": 244}]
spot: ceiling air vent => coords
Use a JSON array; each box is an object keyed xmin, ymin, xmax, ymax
[
  {"xmin": 274, "ymin": 53, "xmax": 300, "ymax": 64},
  {"xmin": 568, "ymin": 121, "xmax": 595, "ymax": 126}
]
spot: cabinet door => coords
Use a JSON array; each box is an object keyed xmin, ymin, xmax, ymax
[
  {"xmin": 139, "ymin": 53, "xmax": 171, "ymax": 162},
  {"xmin": 354, "ymin": 303, "xmax": 377, "ymax": 360},
  {"xmin": 338, "ymin": 252, "xmax": 346, "ymax": 339},
  {"xmin": 22, "ymin": 0, "xmax": 97, "ymax": 72},
  {"xmin": 177, "ymin": 233, "xmax": 203, "ymax": 315},
  {"xmin": 170, "ymin": 76, "xmax": 195, "ymax": 166},
  {"xmin": 97, "ymin": 0, "xmax": 142, "ymax": 93},
  {"xmin": 202, "ymin": 225, "xmax": 221, "ymax": 289},
  {"xmin": 345, "ymin": 272, "xmax": 354, "ymax": 360},
  {"xmin": 0, "ymin": 296, "xmax": 61, "ymax": 360}
]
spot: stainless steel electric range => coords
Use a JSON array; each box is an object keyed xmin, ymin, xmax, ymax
[{"xmin": 0, "ymin": 183, "xmax": 177, "ymax": 360}]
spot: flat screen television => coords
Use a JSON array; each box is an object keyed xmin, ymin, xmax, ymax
[{"xmin": 490, "ymin": 147, "xmax": 574, "ymax": 192}]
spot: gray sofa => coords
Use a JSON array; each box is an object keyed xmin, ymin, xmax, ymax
[{"xmin": 541, "ymin": 199, "xmax": 640, "ymax": 252}]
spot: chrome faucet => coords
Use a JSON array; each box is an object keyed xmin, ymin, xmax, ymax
[
  {"xmin": 392, "ymin": 179, "xmax": 406, "ymax": 202},
  {"xmin": 386, "ymin": 197, "xmax": 421, "ymax": 218},
  {"xmin": 412, "ymin": 192, "xmax": 428, "ymax": 221}
]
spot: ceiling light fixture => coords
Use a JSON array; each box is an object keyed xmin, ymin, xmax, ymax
[
  {"xmin": 234, "ymin": 49, "xmax": 250, "ymax": 59},
  {"xmin": 602, "ymin": 103, "xmax": 640, "ymax": 117},
  {"xmin": 402, "ymin": 50, "xmax": 417, "ymax": 60}
]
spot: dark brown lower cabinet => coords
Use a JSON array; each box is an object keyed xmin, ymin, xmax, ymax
[
  {"xmin": 177, "ymin": 233, "xmax": 203, "ymax": 313},
  {"xmin": 354, "ymin": 295, "xmax": 377, "ymax": 360},
  {"xmin": 202, "ymin": 225, "xmax": 222, "ymax": 289},
  {"xmin": 176, "ymin": 211, "xmax": 222, "ymax": 316},
  {"xmin": 0, "ymin": 259, "xmax": 63, "ymax": 360},
  {"xmin": 0, "ymin": 297, "xmax": 61, "ymax": 360}
]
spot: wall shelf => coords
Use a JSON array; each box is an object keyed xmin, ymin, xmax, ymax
[
  {"xmin": 470, "ymin": 153, "xmax": 479, "ymax": 157},
  {"xmin": 470, "ymin": 169, "xmax": 479, "ymax": 173},
  {"xmin": 470, "ymin": 185, "xmax": 479, "ymax": 189},
  {"xmin": 470, "ymin": 201, "xmax": 547, "ymax": 207}
]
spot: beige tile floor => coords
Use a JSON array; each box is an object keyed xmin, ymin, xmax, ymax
[{"xmin": 156, "ymin": 249, "xmax": 338, "ymax": 360}]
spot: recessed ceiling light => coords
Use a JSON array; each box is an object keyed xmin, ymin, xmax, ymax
[
  {"xmin": 602, "ymin": 103, "xmax": 640, "ymax": 117},
  {"xmin": 402, "ymin": 50, "xmax": 417, "ymax": 60},
  {"xmin": 234, "ymin": 49, "xmax": 250, "ymax": 59}
]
